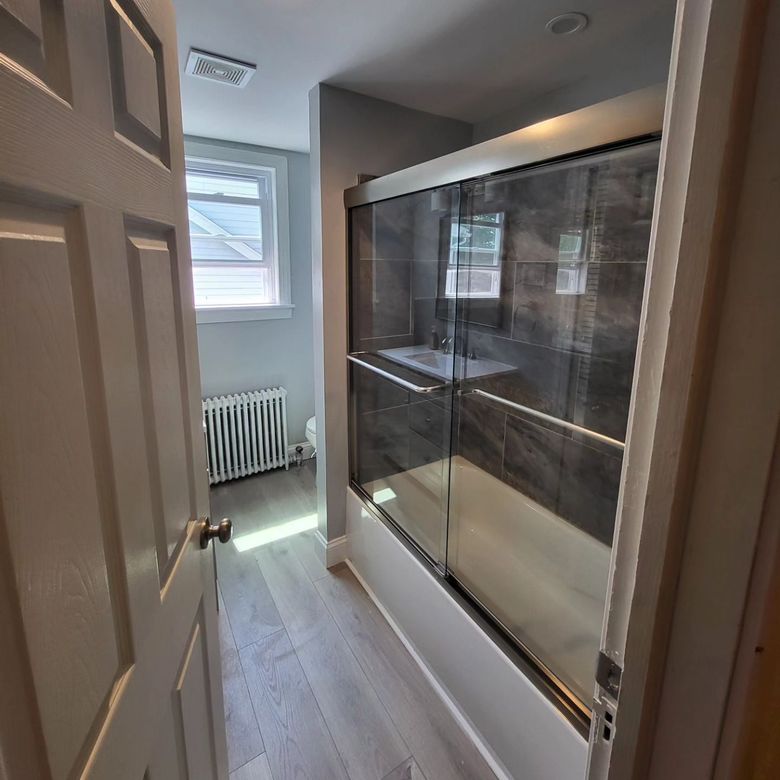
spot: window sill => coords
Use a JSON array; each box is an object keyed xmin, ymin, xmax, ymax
[{"xmin": 196, "ymin": 304, "xmax": 295, "ymax": 324}]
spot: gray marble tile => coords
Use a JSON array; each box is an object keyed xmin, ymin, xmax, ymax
[
  {"xmin": 373, "ymin": 196, "xmax": 418, "ymax": 259},
  {"xmin": 462, "ymin": 334, "xmax": 580, "ymax": 422},
  {"xmin": 575, "ymin": 354, "xmax": 634, "ymax": 443},
  {"xmin": 501, "ymin": 415, "xmax": 564, "ymax": 516},
  {"xmin": 356, "ymin": 405, "xmax": 410, "ymax": 483},
  {"xmin": 500, "ymin": 412, "xmax": 622, "ymax": 545},
  {"xmin": 558, "ymin": 438, "xmax": 622, "ymax": 546},
  {"xmin": 411, "ymin": 257, "xmax": 440, "ymax": 299},
  {"xmin": 353, "ymin": 365, "xmax": 410, "ymax": 414},
  {"xmin": 589, "ymin": 150, "xmax": 658, "ymax": 263},
  {"xmin": 455, "ymin": 394, "xmax": 505, "ymax": 479},
  {"xmin": 510, "ymin": 261, "xmax": 647, "ymax": 362},
  {"xmin": 510, "ymin": 261, "xmax": 581, "ymax": 351},
  {"xmin": 356, "ymin": 258, "xmax": 412, "ymax": 340},
  {"xmin": 587, "ymin": 261, "xmax": 647, "ymax": 362}
]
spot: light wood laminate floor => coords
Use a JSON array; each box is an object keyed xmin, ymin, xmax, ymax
[{"xmin": 211, "ymin": 461, "xmax": 496, "ymax": 780}]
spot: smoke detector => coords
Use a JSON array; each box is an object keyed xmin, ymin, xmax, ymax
[
  {"xmin": 545, "ymin": 12, "xmax": 589, "ymax": 35},
  {"xmin": 185, "ymin": 49, "xmax": 256, "ymax": 88}
]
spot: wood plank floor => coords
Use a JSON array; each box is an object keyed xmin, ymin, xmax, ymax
[{"xmin": 212, "ymin": 462, "xmax": 496, "ymax": 780}]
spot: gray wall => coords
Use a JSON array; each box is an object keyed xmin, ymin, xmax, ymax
[
  {"xmin": 309, "ymin": 84, "xmax": 473, "ymax": 541},
  {"xmin": 189, "ymin": 138, "xmax": 315, "ymax": 443}
]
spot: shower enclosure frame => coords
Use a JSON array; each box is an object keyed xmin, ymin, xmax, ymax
[{"xmin": 344, "ymin": 85, "xmax": 665, "ymax": 731}]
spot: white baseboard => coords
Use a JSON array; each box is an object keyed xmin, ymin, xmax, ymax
[
  {"xmin": 344, "ymin": 558, "xmax": 512, "ymax": 780},
  {"xmin": 287, "ymin": 441, "xmax": 315, "ymax": 461},
  {"xmin": 313, "ymin": 529, "xmax": 348, "ymax": 568}
]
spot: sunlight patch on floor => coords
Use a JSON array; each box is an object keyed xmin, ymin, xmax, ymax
[{"xmin": 233, "ymin": 513, "xmax": 318, "ymax": 552}]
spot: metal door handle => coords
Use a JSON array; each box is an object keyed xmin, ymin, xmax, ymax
[{"xmin": 200, "ymin": 517, "xmax": 232, "ymax": 549}]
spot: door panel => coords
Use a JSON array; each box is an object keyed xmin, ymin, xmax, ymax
[
  {"xmin": 127, "ymin": 232, "xmax": 193, "ymax": 574},
  {"xmin": 348, "ymin": 187, "xmax": 459, "ymax": 567},
  {"xmin": 177, "ymin": 617, "xmax": 219, "ymax": 780},
  {"xmin": 0, "ymin": 0, "xmax": 227, "ymax": 777},
  {"xmin": 0, "ymin": 202, "xmax": 123, "ymax": 780},
  {"xmin": 147, "ymin": 701, "xmax": 187, "ymax": 780},
  {"xmin": 447, "ymin": 142, "xmax": 660, "ymax": 707}
]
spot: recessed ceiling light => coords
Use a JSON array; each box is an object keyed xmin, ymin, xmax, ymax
[{"xmin": 546, "ymin": 12, "xmax": 589, "ymax": 35}]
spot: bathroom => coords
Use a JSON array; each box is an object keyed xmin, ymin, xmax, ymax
[
  {"xmin": 2, "ymin": 0, "xmax": 777, "ymax": 777},
  {"xmin": 172, "ymin": 0, "xmax": 776, "ymax": 777}
]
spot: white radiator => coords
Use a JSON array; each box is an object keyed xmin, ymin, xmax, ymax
[{"xmin": 203, "ymin": 388, "xmax": 289, "ymax": 485}]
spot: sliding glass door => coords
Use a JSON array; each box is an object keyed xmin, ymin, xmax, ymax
[
  {"xmin": 347, "ymin": 140, "xmax": 660, "ymax": 710},
  {"xmin": 348, "ymin": 186, "xmax": 459, "ymax": 567},
  {"xmin": 448, "ymin": 143, "xmax": 660, "ymax": 705}
]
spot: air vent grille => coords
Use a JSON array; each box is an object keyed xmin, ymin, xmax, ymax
[{"xmin": 185, "ymin": 49, "xmax": 256, "ymax": 88}]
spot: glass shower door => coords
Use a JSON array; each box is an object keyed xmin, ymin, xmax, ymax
[
  {"xmin": 348, "ymin": 186, "xmax": 459, "ymax": 567},
  {"xmin": 446, "ymin": 142, "xmax": 660, "ymax": 705}
]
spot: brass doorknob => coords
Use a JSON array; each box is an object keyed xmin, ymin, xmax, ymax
[{"xmin": 200, "ymin": 517, "xmax": 232, "ymax": 549}]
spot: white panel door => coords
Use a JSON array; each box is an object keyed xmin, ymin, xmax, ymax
[{"xmin": 0, "ymin": 0, "xmax": 228, "ymax": 777}]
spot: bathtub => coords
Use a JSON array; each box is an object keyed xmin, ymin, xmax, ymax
[{"xmin": 351, "ymin": 453, "xmax": 598, "ymax": 780}]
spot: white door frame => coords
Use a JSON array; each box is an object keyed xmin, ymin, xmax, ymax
[{"xmin": 590, "ymin": 0, "xmax": 779, "ymax": 775}]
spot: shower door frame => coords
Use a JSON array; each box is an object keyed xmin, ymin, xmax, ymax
[{"xmin": 345, "ymin": 85, "xmax": 665, "ymax": 732}]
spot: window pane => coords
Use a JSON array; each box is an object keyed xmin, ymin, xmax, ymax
[
  {"xmin": 192, "ymin": 263, "xmax": 274, "ymax": 307},
  {"xmin": 188, "ymin": 201, "xmax": 262, "ymax": 244},
  {"xmin": 186, "ymin": 161, "xmax": 280, "ymax": 308},
  {"xmin": 190, "ymin": 237, "xmax": 264, "ymax": 262},
  {"xmin": 185, "ymin": 171, "xmax": 260, "ymax": 199}
]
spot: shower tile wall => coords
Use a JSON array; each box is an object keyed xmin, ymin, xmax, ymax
[
  {"xmin": 350, "ymin": 143, "xmax": 659, "ymax": 547},
  {"xmin": 450, "ymin": 144, "xmax": 659, "ymax": 545},
  {"xmin": 350, "ymin": 189, "xmax": 457, "ymax": 487}
]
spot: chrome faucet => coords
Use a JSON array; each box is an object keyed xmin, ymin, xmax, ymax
[{"xmin": 441, "ymin": 337, "xmax": 453, "ymax": 354}]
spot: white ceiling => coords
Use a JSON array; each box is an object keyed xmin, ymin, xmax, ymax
[{"xmin": 172, "ymin": 0, "xmax": 676, "ymax": 153}]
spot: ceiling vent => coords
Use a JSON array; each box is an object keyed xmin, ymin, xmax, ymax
[{"xmin": 185, "ymin": 49, "xmax": 256, "ymax": 88}]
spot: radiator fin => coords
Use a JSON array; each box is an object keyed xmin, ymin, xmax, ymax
[{"xmin": 202, "ymin": 388, "xmax": 289, "ymax": 484}]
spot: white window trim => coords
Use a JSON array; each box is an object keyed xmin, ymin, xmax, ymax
[
  {"xmin": 195, "ymin": 304, "xmax": 295, "ymax": 324},
  {"xmin": 184, "ymin": 137, "xmax": 292, "ymax": 323}
]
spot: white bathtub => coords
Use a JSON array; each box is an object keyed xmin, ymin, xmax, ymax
[
  {"xmin": 352, "ymin": 454, "xmax": 599, "ymax": 779},
  {"xmin": 365, "ymin": 455, "xmax": 610, "ymax": 702}
]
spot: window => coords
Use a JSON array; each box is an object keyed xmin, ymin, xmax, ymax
[
  {"xmin": 185, "ymin": 148, "xmax": 291, "ymax": 322},
  {"xmin": 445, "ymin": 212, "xmax": 504, "ymax": 298}
]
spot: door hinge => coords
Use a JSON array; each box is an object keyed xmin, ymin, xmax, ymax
[{"xmin": 596, "ymin": 651, "xmax": 622, "ymax": 700}]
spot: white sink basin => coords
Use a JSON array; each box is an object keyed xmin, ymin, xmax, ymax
[{"xmin": 378, "ymin": 345, "xmax": 514, "ymax": 381}]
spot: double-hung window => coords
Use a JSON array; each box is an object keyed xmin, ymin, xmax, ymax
[
  {"xmin": 185, "ymin": 145, "xmax": 291, "ymax": 322},
  {"xmin": 446, "ymin": 212, "xmax": 504, "ymax": 298}
]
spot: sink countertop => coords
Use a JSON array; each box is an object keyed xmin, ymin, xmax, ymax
[{"xmin": 378, "ymin": 344, "xmax": 514, "ymax": 381}]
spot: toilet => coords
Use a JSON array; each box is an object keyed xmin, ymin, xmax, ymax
[{"xmin": 305, "ymin": 415, "xmax": 317, "ymax": 454}]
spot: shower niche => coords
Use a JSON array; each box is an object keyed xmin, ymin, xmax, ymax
[{"xmin": 347, "ymin": 129, "xmax": 661, "ymax": 717}]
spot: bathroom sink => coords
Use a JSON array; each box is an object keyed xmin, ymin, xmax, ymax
[
  {"xmin": 377, "ymin": 345, "xmax": 514, "ymax": 381},
  {"xmin": 408, "ymin": 351, "xmax": 452, "ymax": 371}
]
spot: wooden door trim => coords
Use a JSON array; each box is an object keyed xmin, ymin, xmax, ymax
[{"xmin": 591, "ymin": 0, "xmax": 776, "ymax": 776}]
